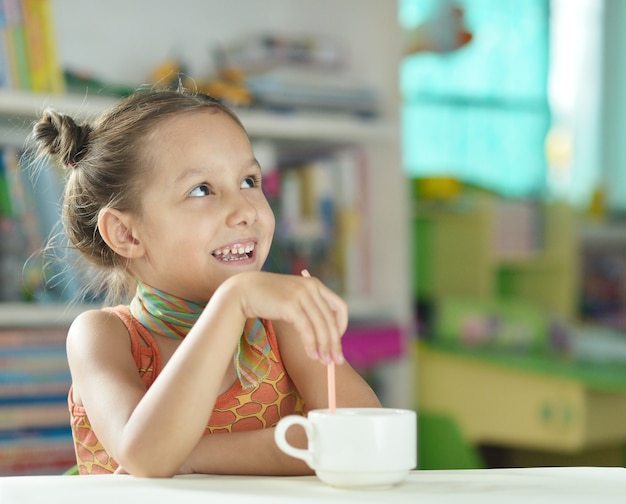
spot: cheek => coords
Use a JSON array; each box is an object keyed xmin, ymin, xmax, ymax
[
  {"xmin": 257, "ymin": 199, "xmax": 275, "ymax": 248},
  {"xmin": 260, "ymin": 200, "xmax": 275, "ymax": 234},
  {"xmin": 265, "ymin": 208, "xmax": 276, "ymax": 236}
]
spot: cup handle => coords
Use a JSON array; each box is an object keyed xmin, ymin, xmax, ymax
[{"xmin": 274, "ymin": 415, "xmax": 315, "ymax": 468}]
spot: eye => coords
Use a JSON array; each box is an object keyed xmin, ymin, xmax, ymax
[
  {"xmin": 241, "ymin": 175, "xmax": 261, "ymax": 189},
  {"xmin": 189, "ymin": 183, "xmax": 212, "ymax": 197}
]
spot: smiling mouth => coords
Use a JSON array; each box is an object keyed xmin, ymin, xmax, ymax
[{"xmin": 212, "ymin": 242, "xmax": 256, "ymax": 262}]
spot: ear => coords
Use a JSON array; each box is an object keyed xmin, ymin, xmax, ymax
[{"xmin": 97, "ymin": 207, "xmax": 145, "ymax": 259}]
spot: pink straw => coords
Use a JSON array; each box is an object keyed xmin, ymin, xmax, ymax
[
  {"xmin": 327, "ymin": 357, "xmax": 336, "ymax": 414},
  {"xmin": 301, "ymin": 269, "xmax": 336, "ymax": 414}
]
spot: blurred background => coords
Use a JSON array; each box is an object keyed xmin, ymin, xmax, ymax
[{"xmin": 0, "ymin": 0, "xmax": 625, "ymax": 474}]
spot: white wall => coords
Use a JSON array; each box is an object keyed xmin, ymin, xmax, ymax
[{"xmin": 51, "ymin": 0, "xmax": 400, "ymax": 115}]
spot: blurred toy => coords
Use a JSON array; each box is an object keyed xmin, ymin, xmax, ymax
[
  {"xmin": 198, "ymin": 65, "xmax": 252, "ymax": 107},
  {"xmin": 149, "ymin": 59, "xmax": 194, "ymax": 90},
  {"xmin": 192, "ymin": 45, "xmax": 251, "ymax": 107},
  {"xmin": 148, "ymin": 47, "xmax": 252, "ymax": 108},
  {"xmin": 415, "ymin": 176, "xmax": 461, "ymax": 201},
  {"xmin": 405, "ymin": 1, "xmax": 473, "ymax": 55}
]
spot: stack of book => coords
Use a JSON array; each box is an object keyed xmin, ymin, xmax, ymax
[
  {"xmin": 0, "ymin": 327, "xmax": 75, "ymax": 475},
  {"xmin": 0, "ymin": 0, "xmax": 64, "ymax": 92},
  {"xmin": 492, "ymin": 199, "xmax": 544, "ymax": 260},
  {"xmin": 262, "ymin": 146, "xmax": 371, "ymax": 299},
  {"xmin": 222, "ymin": 33, "xmax": 378, "ymax": 116},
  {"xmin": 1, "ymin": 147, "xmax": 46, "ymax": 302},
  {"xmin": 0, "ymin": 146, "xmax": 81, "ymax": 303}
]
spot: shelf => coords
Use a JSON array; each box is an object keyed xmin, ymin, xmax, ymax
[
  {"xmin": 0, "ymin": 303, "xmax": 97, "ymax": 328},
  {"xmin": 579, "ymin": 223, "xmax": 626, "ymax": 245},
  {"xmin": 0, "ymin": 90, "xmax": 398, "ymax": 146},
  {"xmin": 237, "ymin": 109, "xmax": 397, "ymax": 143},
  {"xmin": 0, "ymin": 89, "xmax": 406, "ymax": 326},
  {"xmin": 0, "ymin": 88, "xmax": 407, "ymax": 326},
  {"xmin": 0, "ymin": 90, "xmax": 119, "ymax": 120},
  {"xmin": 496, "ymin": 254, "xmax": 569, "ymax": 269},
  {"xmin": 0, "ymin": 298, "xmax": 397, "ymax": 329}
]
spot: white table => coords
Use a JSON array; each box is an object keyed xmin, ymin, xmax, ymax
[{"xmin": 1, "ymin": 467, "xmax": 625, "ymax": 503}]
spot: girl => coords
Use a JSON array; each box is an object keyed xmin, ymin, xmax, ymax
[{"xmin": 31, "ymin": 89, "xmax": 380, "ymax": 477}]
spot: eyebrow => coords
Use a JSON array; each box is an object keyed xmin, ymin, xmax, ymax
[
  {"xmin": 174, "ymin": 167, "xmax": 211, "ymax": 185},
  {"xmin": 174, "ymin": 159, "xmax": 261, "ymax": 185}
]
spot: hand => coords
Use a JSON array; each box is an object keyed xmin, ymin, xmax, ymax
[{"xmin": 220, "ymin": 271, "xmax": 348, "ymax": 364}]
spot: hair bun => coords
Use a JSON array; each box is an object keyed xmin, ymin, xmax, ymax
[{"xmin": 33, "ymin": 108, "xmax": 92, "ymax": 169}]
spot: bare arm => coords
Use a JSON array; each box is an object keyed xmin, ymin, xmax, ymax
[
  {"xmin": 183, "ymin": 310, "xmax": 381, "ymax": 475},
  {"xmin": 67, "ymin": 271, "xmax": 350, "ymax": 477},
  {"xmin": 68, "ymin": 288, "xmax": 247, "ymax": 478}
]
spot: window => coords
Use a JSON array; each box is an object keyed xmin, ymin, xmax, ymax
[{"xmin": 400, "ymin": 0, "xmax": 550, "ymax": 197}]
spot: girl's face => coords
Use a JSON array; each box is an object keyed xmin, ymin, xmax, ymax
[{"xmin": 131, "ymin": 110, "xmax": 275, "ymax": 302}]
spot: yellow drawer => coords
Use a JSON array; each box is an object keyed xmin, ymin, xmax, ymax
[{"xmin": 416, "ymin": 344, "xmax": 626, "ymax": 452}]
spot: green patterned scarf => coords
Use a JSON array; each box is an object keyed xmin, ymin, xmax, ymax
[{"xmin": 130, "ymin": 281, "xmax": 271, "ymax": 389}]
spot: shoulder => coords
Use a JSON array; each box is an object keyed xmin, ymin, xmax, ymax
[
  {"xmin": 67, "ymin": 307, "xmax": 129, "ymax": 339},
  {"xmin": 66, "ymin": 307, "xmax": 139, "ymax": 407},
  {"xmin": 66, "ymin": 308, "xmax": 132, "ymax": 363}
]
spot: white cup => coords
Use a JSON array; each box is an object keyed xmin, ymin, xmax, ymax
[{"xmin": 274, "ymin": 407, "xmax": 417, "ymax": 488}]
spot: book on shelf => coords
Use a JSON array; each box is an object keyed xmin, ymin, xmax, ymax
[
  {"xmin": 0, "ymin": 345, "xmax": 68, "ymax": 373},
  {"xmin": 0, "ymin": 326, "xmax": 67, "ymax": 346},
  {"xmin": 492, "ymin": 199, "xmax": 544, "ymax": 260},
  {"xmin": 263, "ymin": 146, "xmax": 371, "ymax": 299},
  {"xmin": 334, "ymin": 147, "xmax": 371, "ymax": 299},
  {"xmin": 1, "ymin": 145, "xmax": 85, "ymax": 302},
  {"xmin": 0, "ymin": 0, "xmax": 64, "ymax": 93},
  {"xmin": 579, "ymin": 234, "xmax": 626, "ymax": 331},
  {"xmin": 0, "ymin": 325, "xmax": 73, "ymax": 476},
  {"xmin": 0, "ymin": 5, "xmax": 10, "ymax": 88},
  {"xmin": 0, "ymin": 327, "xmax": 70, "ymax": 402},
  {"xmin": 0, "ymin": 147, "xmax": 11, "ymax": 216},
  {"xmin": 0, "ymin": 399, "xmax": 70, "ymax": 431},
  {"xmin": 0, "ymin": 147, "xmax": 46, "ymax": 301},
  {"xmin": 0, "ymin": 379, "xmax": 70, "ymax": 401},
  {"xmin": 0, "ymin": 427, "xmax": 75, "ymax": 476},
  {"xmin": 0, "ymin": 148, "xmax": 28, "ymax": 301},
  {"xmin": 21, "ymin": 0, "xmax": 63, "ymax": 92},
  {"xmin": 220, "ymin": 34, "xmax": 378, "ymax": 116},
  {"xmin": 3, "ymin": 0, "xmax": 30, "ymax": 90}
]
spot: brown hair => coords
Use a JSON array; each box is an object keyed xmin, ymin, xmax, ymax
[{"xmin": 30, "ymin": 88, "xmax": 245, "ymax": 303}]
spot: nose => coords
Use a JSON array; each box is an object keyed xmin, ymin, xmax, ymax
[{"xmin": 224, "ymin": 190, "xmax": 258, "ymax": 227}]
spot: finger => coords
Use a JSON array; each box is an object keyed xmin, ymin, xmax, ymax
[
  {"xmin": 320, "ymin": 288, "xmax": 349, "ymax": 336},
  {"xmin": 303, "ymin": 270, "xmax": 349, "ymax": 337},
  {"xmin": 300, "ymin": 276, "xmax": 345, "ymax": 364},
  {"xmin": 304, "ymin": 273, "xmax": 348, "ymax": 363},
  {"xmin": 326, "ymin": 293, "xmax": 348, "ymax": 364},
  {"xmin": 297, "ymin": 271, "xmax": 329, "ymax": 361},
  {"xmin": 286, "ymin": 288, "xmax": 322, "ymax": 361},
  {"xmin": 291, "ymin": 291, "xmax": 332, "ymax": 363}
]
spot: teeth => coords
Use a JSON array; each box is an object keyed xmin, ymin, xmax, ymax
[{"xmin": 213, "ymin": 243, "xmax": 255, "ymax": 259}]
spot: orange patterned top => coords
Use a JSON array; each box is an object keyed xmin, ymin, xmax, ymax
[{"xmin": 68, "ymin": 305, "xmax": 306, "ymax": 474}]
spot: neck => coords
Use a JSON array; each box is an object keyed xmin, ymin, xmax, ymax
[{"xmin": 129, "ymin": 281, "xmax": 206, "ymax": 340}]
